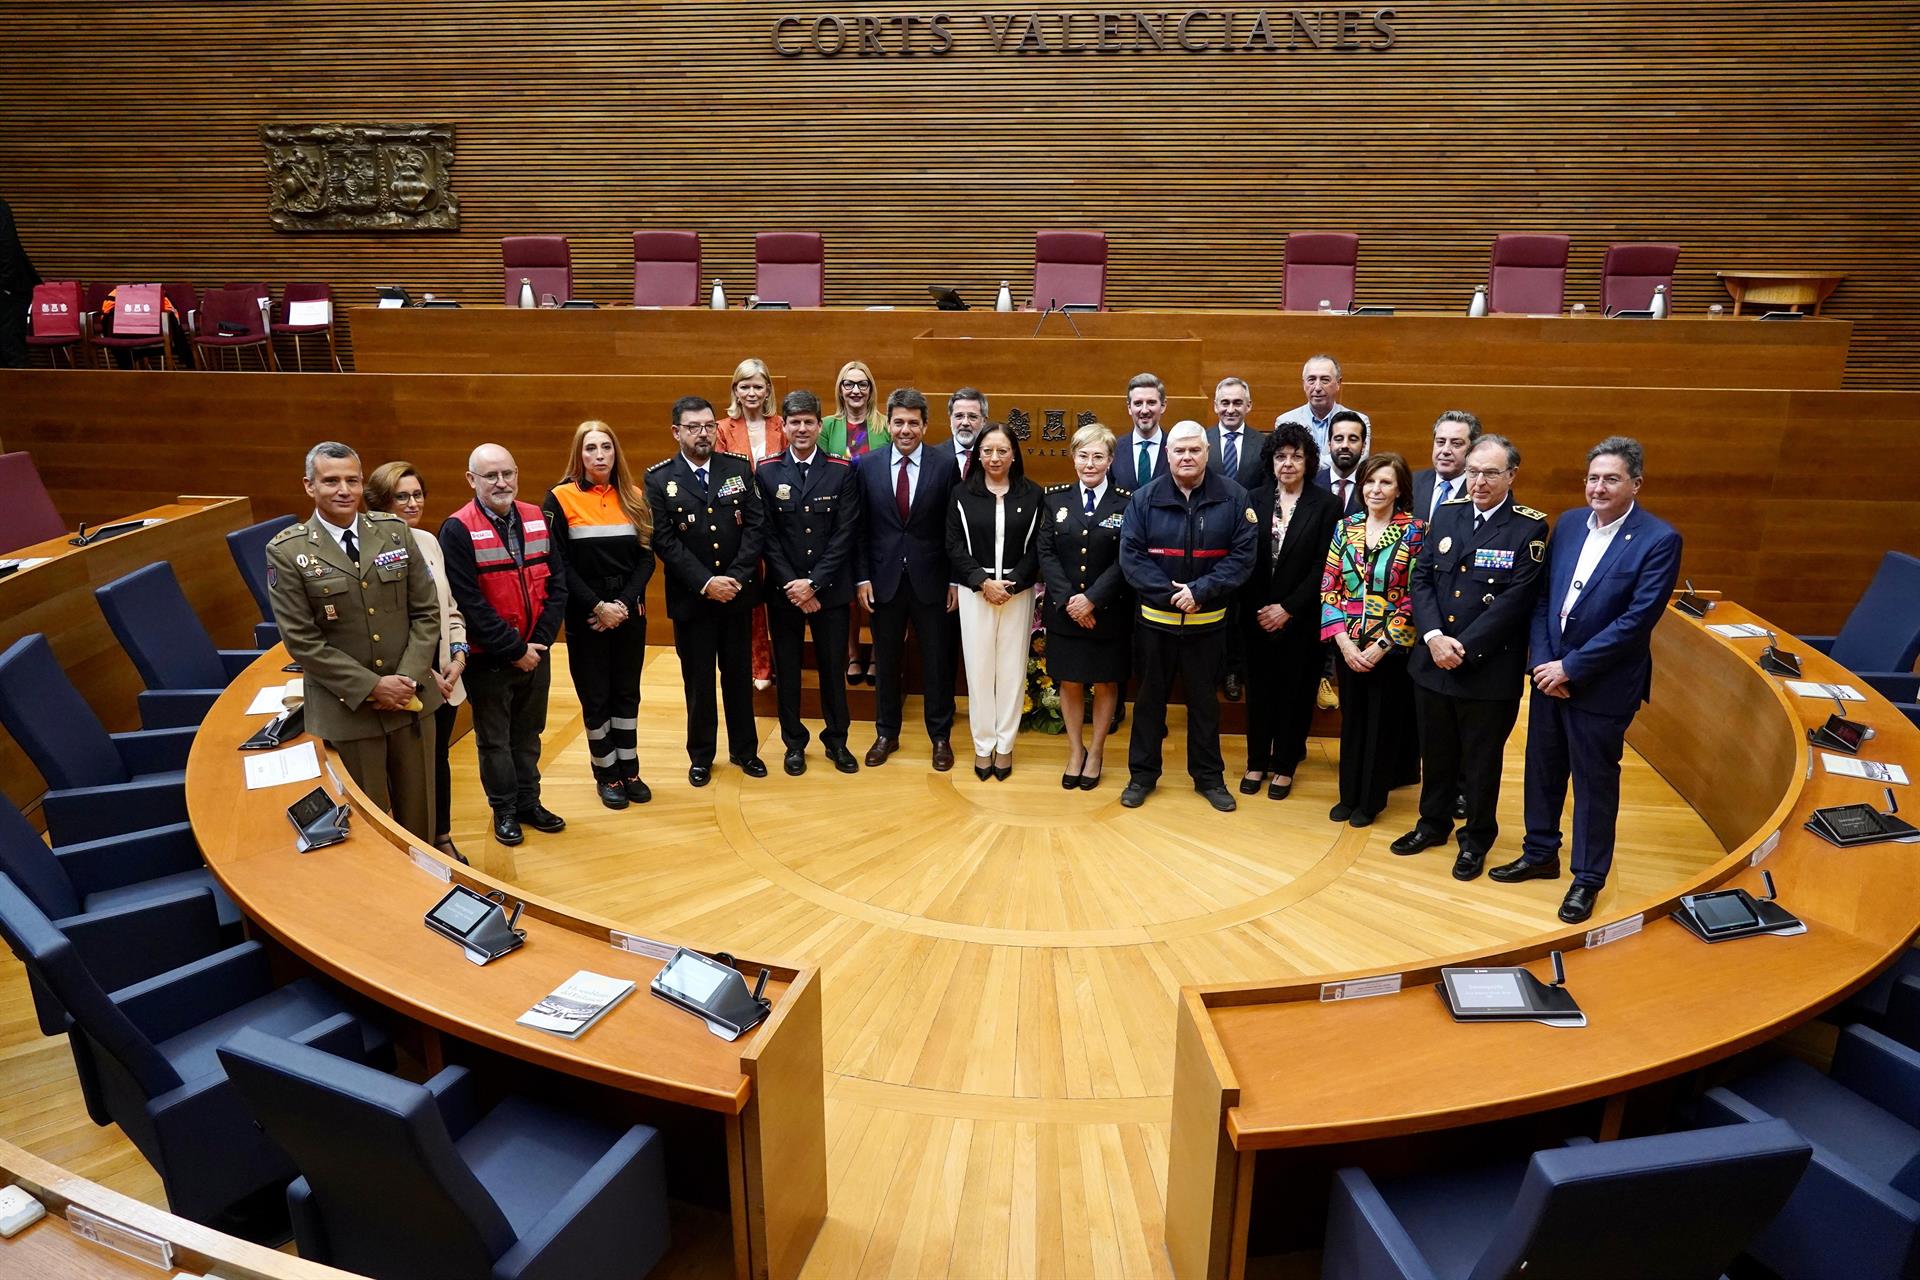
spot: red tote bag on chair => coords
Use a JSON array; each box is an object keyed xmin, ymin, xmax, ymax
[{"xmin": 29, "ymin": 281, "xmax": 82, "ymax": 338}]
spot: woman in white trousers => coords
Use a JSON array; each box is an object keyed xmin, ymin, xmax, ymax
[{"xmin": 946, "ymin": 424, "xmax": 1044, "ymax": 780}]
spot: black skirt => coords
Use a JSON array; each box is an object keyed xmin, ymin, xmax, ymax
[{"xmin": 1046, "ymin": 627, "xmax": 1130, "ymax": 685}]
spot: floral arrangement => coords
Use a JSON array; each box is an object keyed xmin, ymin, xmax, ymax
[{"xmin": 1020, "ymin": 590, "xmax": 1064, "ymax": 734}]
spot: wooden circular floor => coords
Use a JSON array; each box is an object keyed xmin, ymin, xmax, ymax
[{"xmin": 442, "ymin": 646, "xmax": 1720, "ymax": 1279}]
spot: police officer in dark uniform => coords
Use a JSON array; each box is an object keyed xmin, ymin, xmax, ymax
[
  {"xmin": 1118, "ymin": 421, "xmax": 1258, "ymax": 812},
  {"xmin": 1393, "ymin": 434, "xmax": 1549, "ymax": 879},
  {"xmin": 645, "ymin": 395, "xmax": 767, "ymax": 787},
  {"xmin": 756, "ymin": 389, "xmax": 862, "ymax": 776}
]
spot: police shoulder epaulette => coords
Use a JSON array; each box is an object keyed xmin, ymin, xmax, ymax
[
  {"xmin": 1047, "ymin": 483, "xmax": 1073, "ymax": 493},
  {"xmin": 1441, "ymin": 494, "xmax": 1472, "ymax": 504},
  {"xmin": 822, "ymin": 453, "xmax": 850, "ymax": 465},
  {"xmin": 718, "ymin": 449, "xmax": 749, "ymax": 461},
  {"xmin": 365, "ymin": 510, "xmax": 403, "ymax": 524},
  {"xmin": 1113, "ymin": 486, "xmax": 1132, "ymax": 496},
  {"xmin": 268, "ymin": 521, "xmax": 307, "ymax": 544},
  {"xmin": 1513, "ymin": 503, "xmax": 1548, "ymax": 521},
  {"xmin": 645, "ymin": 457, "xmax": 674, "ymax": 472}
]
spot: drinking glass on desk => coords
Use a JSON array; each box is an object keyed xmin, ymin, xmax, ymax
[
  {"xmin": 1318, "ymin": 299, "xmax": 1332, "ymax": 314},
  {"xmin": 1709, "ymin": 304, "xmax": 1725, "ymax": 318},
  {"xmin": 1571, "ymin": 303, "xmax": 1586, "ymax": 317}
]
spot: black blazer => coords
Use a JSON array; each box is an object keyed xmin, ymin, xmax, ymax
[
  {"xmin": 947, "ymin": 478, "xmax": 1044, "ymax": 594},
  {"xmin": 1409, "ymin": 496, "xmax": 1551, "ymax": 700},
  {"xmin": 1207, "ymin": 424, "xmax": 1268, "ymax": 490},
  {"xmin": 1411, "ymin": 467, "xmax": 1470, "ymax": 526},
  {"xmin": 1240, "ymin": 482, "xmax": 1341, "ymax": 640},
  {"xmin": 755, "ymin": 450, "xmax": 862, "ymax": 610},
  {"xmin": 644, "ymin": 451, "xmax": 765, "ymax": 622},
  {"xmin": 853, "ymin": 445, "xmax": 959, "ymax": 607},
  {"xmin": 1037, "ymin": 483, "xmax": 1132, "ymax": 641},
  {"xmin": 1110, "ymin": 431, "xmax": 1167, "ymax": 491}
]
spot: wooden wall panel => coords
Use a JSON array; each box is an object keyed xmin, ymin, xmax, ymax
[{"xmin": 1, "ymin": 2, "xmax": 1916, "ymax": 386}]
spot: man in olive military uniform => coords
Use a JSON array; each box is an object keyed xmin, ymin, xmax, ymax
[
  {"xmin": 1395, "ymin": 434, "xmax": 1549, "ymax": 879},
  {"xmin": 645, "ymin": 395, "xmax": 768, "ymax": 787},
  {"xmin": 756, "ymin": 389, "xmax": 862, "ymax": 776},
  {"xmin": 266, "ymin": 442, "xmax": 442, "ymax": 840}
]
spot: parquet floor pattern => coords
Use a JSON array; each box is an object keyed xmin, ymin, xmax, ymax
[{"xmin": 0, "ymin": 645, "xmax": 1718, "ymax": 1278}]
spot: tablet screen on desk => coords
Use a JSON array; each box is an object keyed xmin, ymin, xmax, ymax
[
  {"xmin": 1445, "ymin": 971, "xmax": 1525, "ymax": 1009},
  {"xmin": 427, "ymin": 887, "xmax": 493, "ymax": 938},
  {"xmin": 1691, "ymin": 892, "xmax": 1760, "ymax": 934},
  {"xmin": 657, "ymin": 951, "xmax": 731, "ymax": 1003}
]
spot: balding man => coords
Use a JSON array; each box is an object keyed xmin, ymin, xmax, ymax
[
  {"xmin": 440, "ymin": 444, "xmax": 569, "ymax": 847},
  {"xmin": 1273, "ymin": 354, "xmax": 1370, "ymax": 460}
]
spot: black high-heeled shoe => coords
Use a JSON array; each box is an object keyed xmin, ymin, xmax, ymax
[
  {"xmin": 974, "ymin": 755, "xmax": 993, "ymax": 781},
  {"xmin": 992, "ymin": 753, "xmax": 1012, "ymax": 781},
  {"xmin": 1238, "ymin": 773, "xmax": 1265, "ymax": 796}
]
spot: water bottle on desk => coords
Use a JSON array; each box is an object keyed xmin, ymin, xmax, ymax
[
  {"xmin": 1651, "ymin": 285, "xmax": 1668, "ymax": 318},
  {"xmin": 517, "ymin": 278, "xmax": 535, "ymax": 309},
  {"xmin": 711, "ymin": 279, "xmax": 727, "ymax": 310},
  {"xmin": 1467, "ymin": 285, "xmax": 1488, "ymax": 317},
  {"xmin": 996, "ymin": 280, "xmax": 1013, "ymax": 312}
]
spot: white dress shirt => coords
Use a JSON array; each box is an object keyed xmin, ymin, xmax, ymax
[
  {"xmin": 1427, "ymin": 471, "xmax": 1463, "ymax": 521},
  {"xmin": 1129, "ymin": 430, "xmax": 1162, "ymax": 478},
  {"xmin": 1558, "ymin": 503, "xmax": 1636, "ymax": 628}
]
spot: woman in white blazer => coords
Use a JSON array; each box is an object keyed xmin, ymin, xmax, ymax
[{"xmin": 367, "ymin": 461, "xmax": 469, "ymax": 862}]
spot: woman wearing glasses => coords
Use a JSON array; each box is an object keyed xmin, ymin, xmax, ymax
[
  {"xmin": 821, "ymin": 359, "xmax": 886, "ymax": 681},
  {"xmin": 365, "ymin": 460, "xmax": 468, "ymax": 862}
]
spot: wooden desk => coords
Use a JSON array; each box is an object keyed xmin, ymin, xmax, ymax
[
  {"xmin": 0, "ymin": 1137, "xmax": 347, "ymax": 1278},
  {"xmin": 347, "ymin": 305, "xmax": 1853, "ymax": 392},
  {"xmin": 0, "ymin": 496, "xmax": 258, "ymax": 815},
  {"xmin": 1165, "ymin": 603, "xmax": 1920, "ymax": 1279},
  {"xmin": 1718, "ymin": 270, "xmax": 1848, "ymax": 316},
  {"xmin": 185, "ymin": 652, "xmax": 826, "ymax": 1280}
]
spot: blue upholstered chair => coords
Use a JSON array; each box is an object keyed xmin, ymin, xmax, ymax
[
  {"xmin": 97, "ymin": 561, "xmax": 265, "ymax": 729},
  {"xmin": 1799, "ymin": 550, "xmax": 1920, "ymax": 712},
  {"xmin": 1, "ymin": 794, "xmax": 239, "ymax": 1034},
  {"xmin": 1701, "ymin": 1025, "xmax": 1920, "ymax": 1279},
  {"xmin": 226, "ymin": 514, "xmax": 296, "ymax": 647},
  {"xmin": 1321, "ymin": 1122, "xmax": 1810, "ymax": 1280},
  {"xmin": 0, "ymin": 633, "xmax": 195, "ymax": 846},
  {"xmin": 1832, "ymin": 948, "xmax": 1920, "ymax": 1048},
  {"xmin": 0, "ymin": 875, "xmax": 390, "ymax": 1230},
  {"xmin": 218, "ymin": 1027, "xmax": 671, "ymax": 1280}
]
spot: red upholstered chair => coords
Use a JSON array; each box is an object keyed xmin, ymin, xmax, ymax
[
  {"xmin": 502, "ymin": 235, "xmax": 572, "ymax": 306},
  {"xmin": 755, "ymin": 232, "xmax": 824, "ymax": 307},
  {"xmin": 1282, "ymin": 232, "xmax": 1359, "ymax": 312},
  {"xmin": 1486, "ymin": 234, "xmax": 1570, "ymax": 314},
  {"xmin": 1032, "ymin": 230, "xmax": 1108, "ymax": 310},
  {"xmin": 271, "ymin": 283, "xmax": 343, "ymax": 372},
  {"xmin": 191, "ymin": 286, "xmax": 278, "ymax": 371},
  {"xmin": 632, "ymin": 231, "xmax": 701, "ymax": 307},
  {"xmin": 24, "ymin": 281, "xmax": 87, "ymax": 368},
  {"xmin": 1601, "ymin": 242, "xmax": 1681, "ymax": 315},
  {"xmin": 0, "ymin": 451, "xmax": 67, "ymax": 555}
]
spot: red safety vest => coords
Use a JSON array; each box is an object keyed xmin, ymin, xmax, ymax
[{"xmin": 449, "ymin": 499, "xmax": 553, "ymax": 651}]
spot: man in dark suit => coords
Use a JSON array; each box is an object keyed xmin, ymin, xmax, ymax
[
  {"xmin": 1492, "ymin": 435, "xmax": 1683, "ymax": 924},
  {"xmin": 854, "ymin": 387, "xmax": 960, "ymax": 771},
  {"xmin": 1206, "ymin": 376, "xmax": 1266, "ymax": 491},
  {"xmin": 1410, "ymin": 410, "xmax": 1480, "ymax": 525},
  {"xmin": 1312, "ymin": 410, "xmax": 1369, "ymax": 519},
  {"xmin": 645, "ymin": 395, "xmax": 767, "ymax": 787},
  {"xmin": 757, "ymin": 390, "xmax": 862, "ymax": 776},
  {"xmin": 0, "ymin": 196, "xmax": 40, "ymax": 368},
  {"xmin": 1394, "ymin": 435, "xmax": 1550, "ymax": 879},
  {"xmin": 1110, "ymin": 371, "xmax": 1169, "ymax": 491}
]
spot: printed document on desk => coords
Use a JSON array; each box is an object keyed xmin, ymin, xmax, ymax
[{"xmin": 243, "ymin": 740, "xmax": 321, "ymax": 790}]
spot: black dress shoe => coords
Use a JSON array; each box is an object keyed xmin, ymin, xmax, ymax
[
  {"xmin": 1223, "ymin": 673, "xmax": 1244, "ymax": 702},
  {"xmin": 1348, "ymin": 811, "xmax": 1374, "ymax": 828},
  {"xmin": 931, "ymin": 740, "xmax": 956, "ymax": 772},
  {"xmin": 731, "ymin": 755, "xmax": 769, "ymax": 778},
  {"xmin": 1452, "ymin": 849, "xmax": 1487, "ymax": 881},
  {"xmin": 1267, "ymin": 780, "xmax": 1291, "ymax": 801},
  {"xmin": 1238, "ymin": 775, "xmax": 1264, "ymax": 796},
  {"xmin": 623, "ymin": 776, "xmax": 653, "ymax": 804},
  {"xmin": 784, "ymin": 748, "xmax": 807, "ymax": 776},
  {"xmin": 1200, "ymin": 786, "xmax": 1237, "ymax": 813},
  {"xmin": 597, "ymin": 780, "xmax": 630, "ymax": 810},
  {"xmin": 1489, "ymin": 855, "xmax": 1562, "ymax": 884},
  {"xmin": 1078, "ymin": 770, "xmax": 1102, "ymax": 791},
  {"xmin": 1390, "ymin": 826, "xmax": 1449, "ymax": 856},
  {"xmin": 865, "ymin": 737, "xmax": 899, "ymax": 767},
  {"xmin": 492, "ymin": 811, "xmax": 524, "ymax": 846},
  {"xmin": 1329, "ymin": 803, "xmax": 1354, "ymax": 823},
  {"xmin": 1558, "ymin": 884, "xmax": 1598, "ymax": 923},
  {"xmin": 827, "ymin": 747, "xmax": 859, "ymax": 774},
  {"xmin": 689, "ymin": 765, "xmax": 713, "ymax": 787},
  {"xmin": 1120, "ymin": 781, "xmax": 1152, "ymax": 808},
  {"xmin": 517, "ymin": 804, "xmax": 566, "ymax": 833}
]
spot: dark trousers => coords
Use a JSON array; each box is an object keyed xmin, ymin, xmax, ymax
[
  {"xmin": 1414, "ymin": 684, "xmax": 1522, "ymax": 853},
  {"xmin": 566, "ymin": 613, "xmax": 647, "ymax": 783},
  {"xmin": 461, "ymin": 658, "xmax": 550, "ymax": 815},
  {"xmin": 870, "ymin": 590, "xmax": 955, "ymax": 743},
  {"xmin": 673, "ymin": 604, "xmax": 758, "ymax": 766},
  {"xmin": 1128, "ymin": 623, "xmax": 1226, "ymax": 790},
  {"xmin": 328, "ymin": 715, "xmax": 435, "ymax": 845},
  {"xmin": 1521, "ymin": 692, "xmax": 1634, "ymax": 889},
  {"xmin": 1243, "ymin": 625, "xmax": 1320, "ymax": 775},
  {"xmin": 769, "ymin": 602, "xmax": 851, "ymax": 752},
  {"xmin": 433, "ymin": 698, "xmax": 458, "ymax": 839},
  {"xmin": 1335, "ymin": 649, "xmax": 1413, "ymax": 817}
]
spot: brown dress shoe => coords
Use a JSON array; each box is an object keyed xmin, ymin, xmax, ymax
[
  {"xmin": 865, "ymin": 737, "xmax": 899, "ymax": 768},
  {"xmin": 931, "ymin": 740, "xmax": 955, "ymax": 772}
]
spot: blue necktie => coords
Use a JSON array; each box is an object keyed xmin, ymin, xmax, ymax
[
  {"xmin": 1084, "ymin": 488, "xmax": 1095, "ymax": 516},
  {"xmin": 1223, "ymin": 431, "xmax": 1239, "ymax": 477},
  {"xmin": 694, "ymin": 465, "xmax": 708, "ymax": 492},
  {"xmin": 1434, "ymin": 477, "xmax": 1451, "ymax": 517}
]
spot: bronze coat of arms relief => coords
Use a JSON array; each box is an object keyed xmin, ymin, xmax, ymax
[{"xmin": 262, "ymin": 123, "xmax": 459, "ymax": 231}]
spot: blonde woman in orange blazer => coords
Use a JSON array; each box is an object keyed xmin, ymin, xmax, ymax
[{"xmin": 717, "ymin": 357, "xmax": 784, "ymax": 686}]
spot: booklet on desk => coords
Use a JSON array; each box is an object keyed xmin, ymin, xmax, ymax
[
  {"xmin": 1438, "ymin": 952, "xmax": 1586, "ymax": 1026},
  {"xmin": 517, "ymin": 971, "xmax": 635, "ymax": 1038}
]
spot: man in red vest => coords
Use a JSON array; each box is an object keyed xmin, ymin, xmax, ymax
[{"xmin": 439, "ymin": 443, "xmax": 569, "ymax": 846}]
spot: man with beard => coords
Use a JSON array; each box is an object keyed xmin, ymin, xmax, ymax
[
  {"xmin": 1316, "ymin": 411, "xmax": 1370, "ymax": 518},
  {"xmin": 645, "ymin": 396, "xmax": 768, "ymax": 787},
  {"xmin": 945, "ymin": 387, "xmax": 988, "ymax": 479}
]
